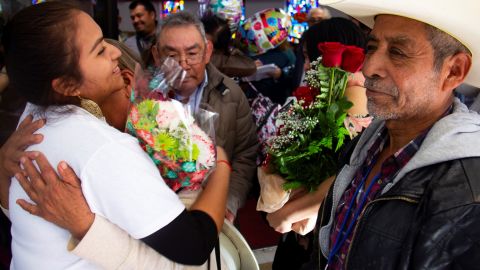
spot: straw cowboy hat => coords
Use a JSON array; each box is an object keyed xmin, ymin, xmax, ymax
[{"xmin": 322, "ymin": 0, "xmax": 480, "ymax": 87}]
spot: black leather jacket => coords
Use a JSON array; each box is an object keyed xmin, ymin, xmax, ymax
[{"xmin": 313, "ymin": 157, "xmax": 480, "ymax": 270}]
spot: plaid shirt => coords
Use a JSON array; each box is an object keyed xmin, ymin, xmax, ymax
[{"xmin": 328, "ymin": 123, "xmax": 430, "ymax": 269}]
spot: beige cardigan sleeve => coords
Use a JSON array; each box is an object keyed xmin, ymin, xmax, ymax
[{"xmin": 68, "ymin": 214, "xmax": 186, "ymax": 270}]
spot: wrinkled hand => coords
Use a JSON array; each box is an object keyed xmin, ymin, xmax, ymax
[
  {"xmin": 266, "ymin": 207, "xmax": 294, "ymax": 234},
  {"xmin": 269, "ymin": 67, "xmax": 282, "ymax": 80},
  {"xmin": 15, "ymin": 152, "xmax": 94, "ymax": 239},
  {"xmin": 265, "ymin": 189, "xmax": 307, "ymax": 233},
  {"xmin": 254, "ymin": 60, "xmax": 263, "ymax": 67},
  {"xmin": 291, "ymin": 214, "xmax": 317, "ymax": 235},
  {"xmin": 0, "ymin": 115, "xmax": 44, "ymax": 177}
]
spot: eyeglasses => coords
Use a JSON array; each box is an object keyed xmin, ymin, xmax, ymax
[{"xmin": 164, "ymin": 51, "xmax": 204, "ymax": 66}]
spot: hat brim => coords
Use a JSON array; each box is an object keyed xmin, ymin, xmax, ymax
[{"xmin": 322, "ymin": 0, "xmax": 479, "ymax": 87}]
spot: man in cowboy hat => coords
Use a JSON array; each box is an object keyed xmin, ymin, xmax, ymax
[{"xmin": 309, "ymin": 0, "xmax": 480, "ymax": 269}]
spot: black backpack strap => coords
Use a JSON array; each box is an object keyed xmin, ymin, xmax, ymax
[
  {"xmin": 208, "ymin": 237, "xmax": 221, "ymax": 270},
  {"xmin": 215, "ymin": 238, "xmax": 221, "ymax": 270},
  {"xmin": 257, "ymin": 105, "xmax": 278, "ymax": 132}
]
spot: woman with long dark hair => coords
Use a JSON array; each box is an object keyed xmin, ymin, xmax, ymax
[{"xmin": 1, "ymin": 2, "xmax": 230, "ymax": 269}]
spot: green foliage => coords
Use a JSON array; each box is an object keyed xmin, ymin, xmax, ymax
[
  {"xmin": 135, "ymin": 100, "xmax": 159, "ymax": 130},
  {"xmin": 269, "ymin": 63, "xmax": 353, "ymax": 192}
]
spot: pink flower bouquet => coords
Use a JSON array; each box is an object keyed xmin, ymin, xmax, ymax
[{"xmin": 126, "ymin": 59, "xmax": 217, "ymax": 191}]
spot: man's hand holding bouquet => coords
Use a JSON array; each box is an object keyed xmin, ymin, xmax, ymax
[{"xmin": 257, "ymin": 42, "xmax": 366, "ymax": 220}]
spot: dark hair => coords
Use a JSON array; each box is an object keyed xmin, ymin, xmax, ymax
[
  {"xmin": 201, "ymin": 14, "xmax": 231, "ymax": 54},
  {"xmin": 129, "ymin": 0, "xmax": 156, "ymax": 14},
  {"xmin": 303, "ymin": 17, "xmax": 367, "ymax": 62},
  {"xmin": 424, "ymin": 24, "xmax": 471, "ymax": 72},
  {"xmin": 2, "ymin": 2, "xmax": 83, "ymax": 107}
]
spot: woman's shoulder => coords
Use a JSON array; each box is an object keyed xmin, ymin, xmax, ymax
[{"xmin": 23, "ymin": 103, "xmax": 137, "ymax": 154}]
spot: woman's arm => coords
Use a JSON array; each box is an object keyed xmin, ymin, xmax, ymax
[
  {"xmin": 0, "ymin": 115, "xmax": 44, "ymax": 209},
  {"xmin": 16, "ymin": 147, "xmax": 230, "ymax": 266},
  {"xmin": 266, "ymin": 176, "xmax": 334, "ymax": 235},
  {"xmin": 70, "ymin": 215, "xmax": 186, "ymax": 270},
  {"xmin": 139, "ymin": 147, "xmax": 231, "ymax": 264},
  {"xmin": 189, "ymin": 146, "xmax": 230, "ymax": 232},
  {"xmin": 17, "ymin": 163, "xmax": 189, "ymax": 269}
]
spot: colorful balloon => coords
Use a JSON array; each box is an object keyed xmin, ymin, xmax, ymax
[
  {"xmin": 237, "ymin": 8, "xmax": 292, "ymax": 56},
  {"xmin": 207, "ymin": 0, "xmax": 243, "ymax": 33}
]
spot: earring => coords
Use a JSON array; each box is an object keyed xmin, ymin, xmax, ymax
[{"xmin": 79, "ymin": 96, "xmax": 104, "ymax": 119}]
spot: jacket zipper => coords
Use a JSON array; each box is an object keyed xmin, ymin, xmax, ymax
[{"xmin": 344, "ymin": 196, "xmax": 419, "ymax": 268}]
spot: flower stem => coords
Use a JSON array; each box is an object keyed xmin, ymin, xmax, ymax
[
  {"xmin": 339, "ymin": 72, "xmax": 349, "ymax": 99},
  {"xmin": 328, "ymin": 68, "xmax": 335, "ymax": 106}
]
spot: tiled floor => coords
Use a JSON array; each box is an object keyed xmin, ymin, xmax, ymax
[
  {"xmin": 254, "ymin": 246, "xmax": 276, "ymax": 270},
  {"xmin": 259, "ymin": 262, "xmax": 273, "ymax": 270}
]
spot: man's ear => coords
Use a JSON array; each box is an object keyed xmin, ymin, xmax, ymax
[
  {"xmin": 151, "ymin": 44, "xmax": 161, "ymax": 66},
  {"xmin": 204, "ymin": 40, "xmax": 214, "ymax": 64},
  {"xmin": 149, "ymin": 10, "xmax": 156, "ymax": 20},
  {"xmin": 440, "ymin": 52, "xmax": 472, "ymax": 92},
  {"xmin": 51, "ymin": 78, "xmax": 80, "ymax": 97},
  {"xmin": 121, "ymin": 69, "xmax": 134, "ymax": 96}
]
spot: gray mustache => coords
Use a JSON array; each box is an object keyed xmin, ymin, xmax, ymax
[{"xmin": 364, "ymin": 77, "xmax": 399, "ymax": 97}]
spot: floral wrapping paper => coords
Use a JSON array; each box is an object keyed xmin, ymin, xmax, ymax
[{"xmin": 127, "ymin": 60, "xmax": 217, "ymax": 192}]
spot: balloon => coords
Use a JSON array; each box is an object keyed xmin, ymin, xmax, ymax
[
  {"xmin": 207, "ymin": 0, "xmax": 243, "ymax": 33},
  {"xmin": 237, "ymin": 8, "xmax": 292, "ymax": 56}
]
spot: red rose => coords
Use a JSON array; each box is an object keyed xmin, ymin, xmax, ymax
[
  {"xmin": 293, "ymin": 86, "xmax": 310, "ymax": 99},
  {"xmin": 293, "ymin": 86, "xmax": 319, "ymax": 107},
  {"xmin": 318, "ymin": 42, "xmax": 346, "ymax": 67},
  {"xmin": 341, "ymin": 45, "xmax": 365, "ymax": 73}
]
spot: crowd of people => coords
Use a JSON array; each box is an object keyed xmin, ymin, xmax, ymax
[{"xmin": 0, "ymin": 0, "xmax": 479, "ymax": 269}]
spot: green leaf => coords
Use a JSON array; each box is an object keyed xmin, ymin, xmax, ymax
[
  {"xmin": 336, "ymin": 112, "xmax": 348, "ymax": 126},
  {"xmin": 269, "ymin": 63, "xmax": 359, "ymax": 192},
  {"xmin": 327, "ymin": 103, "xmax": 339, "ymax": 123},
  {"xmin": 283, "ymin": 181, "xmax": 303, "ymax": 191},
  {"xmin": 319, "ymin": 136, "xmax": 333, "ymax": 149}
]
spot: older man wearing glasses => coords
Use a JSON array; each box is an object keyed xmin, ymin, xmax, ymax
[{"xmin": 151, "ymin": 11, "xmax": 258, "ymax": 222}]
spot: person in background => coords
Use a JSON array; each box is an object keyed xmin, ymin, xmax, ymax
[
  {"xmin": 249, "ymin": 40, "xmax": 296, "ymax": 105},
  {"xmin": 123, "ymin": 0, "xmax": 159, "ymax": 59},
  {"xmin": 292, "ymin": 6, "xmax": 333, "ymax": 88},
  {"xmin": 201, "ymin": 14, "xmax": 256, "ymax": 78},
  {"xmin": 306, "ymin": 6, "xmax": 331, "ymax": 27},
  {"xmin": 150, "ymin": 11, "xmax": 258, "ymax": 222}
]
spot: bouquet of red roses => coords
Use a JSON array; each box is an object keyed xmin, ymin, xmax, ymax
[{"xmin": 266, "ymin": 42, "xmax": 365, "ymax": 192}]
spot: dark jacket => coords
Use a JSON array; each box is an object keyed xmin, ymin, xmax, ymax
[
  {"xmin": 311, "ymin": 99, "xmax": 480, "ymax": 269},
  {"xmin": 202, "ymin": 64, "xmax": 258, "ymax": 215},
  {"xmin": 210, "ymin": 49, "xmax": 257, "ymax": 78},
  {"xmin": 314, "ymin": 157, "xmax": 480, "ymax": 270}
]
